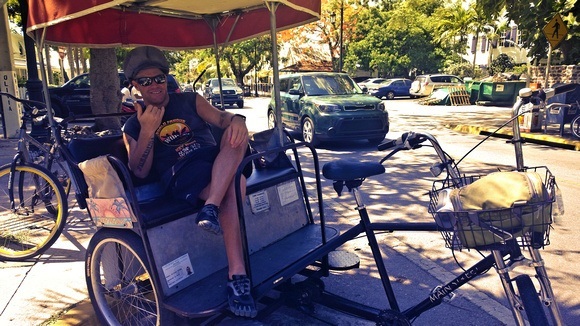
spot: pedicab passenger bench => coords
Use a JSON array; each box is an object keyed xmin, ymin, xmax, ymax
[{"xmin": 67, "ymin": 134, "xmax": 338, "ymax": 318}]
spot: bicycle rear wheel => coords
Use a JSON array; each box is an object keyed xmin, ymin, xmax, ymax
[
  {"xmin": 86, "ymin": 229, "xmax": 173, "ymax": 326},
  {"xmin": 514, "ymin": 275, "xmax": 549, "ymax": 326},
  {"xmin": 0, "ymin": 163, "xmax": 67, "ymax": 260}
]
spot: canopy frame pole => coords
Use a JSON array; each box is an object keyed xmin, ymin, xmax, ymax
[
  {"xmin": 32, "ymin": 29, "xmax": 58, "ymax": 138},
  {"xmin": 265, "ymin": 1, "xmax": 283, "ymax": 144},
  {"xmin": 205, "ymin": 13, "xmax": 242, "ymax": 109}
]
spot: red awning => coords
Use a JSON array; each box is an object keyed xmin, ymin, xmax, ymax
[{"xmin": 26, "ymin": 0, "xmax": 320, "ymax": 49}]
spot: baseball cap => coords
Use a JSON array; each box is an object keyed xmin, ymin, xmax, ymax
[{"xmin": 123, "ymin": 46, "xmax": 170, "ymax": 80}]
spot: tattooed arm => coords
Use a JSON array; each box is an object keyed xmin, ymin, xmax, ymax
[{"xmin": 123, "ymin": 102, "xmax": 164, "ymax": 178}]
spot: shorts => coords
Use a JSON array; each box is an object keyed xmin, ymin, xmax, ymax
[{"xmin": 162, "ymin": 146, "xmax": 252, "ymax": 206}]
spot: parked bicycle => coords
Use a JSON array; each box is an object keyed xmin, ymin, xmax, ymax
[
  {"xmin": 0, "ymin": 92, "xmax": 69, "ymax": 260},
  {"xmin": 0, "ymin": 92, "xmax": 127, "ymax": 261}
]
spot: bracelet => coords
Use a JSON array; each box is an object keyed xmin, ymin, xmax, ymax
[{"xmin": 231, "ymin": 114, "xmax": 246, "ymax": 122}]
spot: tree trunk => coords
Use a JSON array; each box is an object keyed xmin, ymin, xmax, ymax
[
  {"xmin": 67, "ymin": 45, "xmax": 75, "ymax": 78},
  {"xmin": 89, "ymin": 48, "xmax": 121, "ymax": 131}
]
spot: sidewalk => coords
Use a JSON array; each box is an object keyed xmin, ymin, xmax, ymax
[{"xmin": 449, "ymin": 122, "xmax": 580, "ymax": 151}]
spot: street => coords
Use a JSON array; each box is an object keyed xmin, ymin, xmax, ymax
[{"xmin": 0, "ymin": 96, "xmax": 578, "ymax": 325}]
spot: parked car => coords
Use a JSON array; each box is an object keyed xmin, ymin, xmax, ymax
[
  {"xmin": 357, "ymin": 77, "xmax": 388, "ymax": 92},
  {"xmin": 409, "ymin": 74, "xmax": 463, "ymax": 98},
  {"xmin": 48, "ymin": 72, "xmax": 181, "ymax": 117},
  {"xmin": 367, "ymin": 78, "xmax": 413, "ymax": 100},
  {"xmin": 203, "ymin": 78, "xmax": 244, "ymax": 108},
  {"xmin": 267, "ymin": 72, "xmax": 389, "ymax": 146}
]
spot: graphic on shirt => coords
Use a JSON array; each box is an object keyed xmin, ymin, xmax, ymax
[
  {"xmin": 157, "ymin": 119, "xmax": 194, "ymax": 146},
  {"xmin": 156, "ymin": 119, "xmax": 201, "ymax": 159}
]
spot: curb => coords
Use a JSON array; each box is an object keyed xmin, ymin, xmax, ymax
[{"xmin": 447, "ymin": 124, "xmax": 580, "ymax": 151}]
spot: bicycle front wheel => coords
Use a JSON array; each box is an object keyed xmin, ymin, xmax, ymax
[
  {"xmin": 515, "ymin": 275, "xmax": 549, "ymax": 326},
  {"xmin": 0, "ymin": 163, "xmax": 68, "ymax": 260},
  {"xmin": 86, "ymin": 229, "xmax": 173, "ymax": 326}
]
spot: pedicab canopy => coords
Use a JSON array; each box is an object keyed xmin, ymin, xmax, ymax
[
  {"xmin": 26, "ymin": 0, "xmax": 321, "ymax": 49},
  {"xmin": 26, "ymin": 0, "xmax": 319, "ymax": 144}
]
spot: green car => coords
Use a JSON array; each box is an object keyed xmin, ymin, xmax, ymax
[{"xmin": 268, "ymin": 72, "xmax": 389, "ymax": 146}]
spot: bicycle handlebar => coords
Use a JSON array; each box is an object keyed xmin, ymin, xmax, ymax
[
  {"xmin": 0, "ymin": 92, "xmax": 46, "ymax": 109},
  {"xmin": 378, "ymin": 131, "xmax": 431, "ymax": 151}
]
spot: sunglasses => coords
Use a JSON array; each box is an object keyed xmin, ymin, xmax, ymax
[{"xmin": 135, "ymin": 74, "xmax": 166, "ymax": 87}]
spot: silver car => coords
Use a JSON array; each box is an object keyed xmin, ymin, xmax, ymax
[{"xmin": 409, "ymin": 74, "xmax": 463, "ymax": 98}]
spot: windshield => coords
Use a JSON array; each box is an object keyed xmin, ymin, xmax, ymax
[
  {"xmin": 210, "ymin": 79, "xmax": 236, "ymax": 87},
  {"xmin": 302, "ymin": 75, "xmax": 363, "ymax": 96}
]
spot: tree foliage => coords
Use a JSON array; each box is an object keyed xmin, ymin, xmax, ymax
[
  {"xmin": 476, "ymin": 0, "xmax": 579, "ymax": 64},
  {"xmin": 489, "ymin": 53, "xmax": 514, "ymax": 75}
]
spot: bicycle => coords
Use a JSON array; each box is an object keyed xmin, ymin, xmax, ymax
[
  {"xmin": 0, "ymin": 92, "xmax": 69, "ymax": 260},
  {"xmin": 70, "ymin": 85, "xmax": 572, "ymax": 325},
  {"xmin": 315, "ymin": 85, "xmax": 573, "ymax": 325}
]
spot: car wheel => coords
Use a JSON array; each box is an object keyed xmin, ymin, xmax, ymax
[
  {"xmin": 267, "ymin": 110, "xmax": 276, "ymax": 129},
  {"xmin": 301, "ymin": 117, "xmax": 319, "ymax": 146},
  {"xmin": 386, "ymin": 91, "xmax": 395, "ymax": 100},
  {"xmin": 237, "ymin": 100, "xmax": 244, "ymax": 108}
]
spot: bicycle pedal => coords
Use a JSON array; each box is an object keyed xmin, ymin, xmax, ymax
[
  {"xmin": 327, "ymin": 250, "xmax": 360, "ymax": 270},
  {"xmin": 431, "ymin": 285, "xmax": 456, "ymax": 303}
]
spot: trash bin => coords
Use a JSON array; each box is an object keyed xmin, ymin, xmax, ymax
[
  {"xmin": 519, "ymin": 107, "xmax": 543, "ymax": 132},
  {"xmin": 476, "ymin": 81, "xmax": 526, "ymax": 106},
  {"xmin": 544, "ymin": 103, "xmax": 578, "ymax": 136},
  {"xmin": 464, "ymin": 80, "xmax": 482, "ymax": 104}
]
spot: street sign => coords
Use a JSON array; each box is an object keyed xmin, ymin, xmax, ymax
[{"xmin": 543, "ymin": 13, "xmax": 568, "ymax": 48}]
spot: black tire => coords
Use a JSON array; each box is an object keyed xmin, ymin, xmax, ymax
[
  {"xmin": 86, "ymin": 229, "xmax": 174, "ymax": 326},
  {"xmin": 386, "ymin": 91, "xmax": 395, "ymax": 100},
  {"xmin": 301, "ymin": 117, "xmax": 319, "ymax": 146},
  {"xmin": 0, "ymin": 163, "xmax": 67, "ymax": 260},
  {"xmin": 267, "ymin": 109, "xmax": 276, "ymax": 129},
  {"xmin": 570, "ymin": 114, "xmax": 580, "ymax": 139},
  {"xmin": 514, "ymin": 275, "xmax": 549, "ymax": 326},
  {"xmin": 237, "ymin": 100, "xmax": 244, "ymax": 108}
]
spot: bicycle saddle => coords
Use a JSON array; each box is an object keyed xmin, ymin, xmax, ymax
[{"xmin": 322, "ymin": 159, "xmax": 385, "ymax": 181}]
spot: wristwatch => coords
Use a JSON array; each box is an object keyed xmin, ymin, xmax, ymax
[{"xmin": 231, "ymin": 114, "xmax": 246, "ymax": 122}]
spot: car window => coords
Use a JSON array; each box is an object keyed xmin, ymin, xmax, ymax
[
  {"xmin": 280, "ymin": 78, "xmax": 290, "ymax": 93},
  {"xmin": 392, "ymin": 81, "xmax": 402, "ymax": 86},
  {"xmin": 304, "ymin": 74, "xmax": 360, "ymax": 95},
  {"xmin": 289, "ymin": 77, "xmax": 302, "ymax": 93},
  {"xmin": 72, "ymin": 75, "xmax": 90, "ymax": 88},
  {"xmin": 222, "ymin": 79, "xmax": 236, "ymax": 87},
  {"xmin": 450, "ymin": 76, "xmax": 462, "ymax": 83},
  {"xmin": 415, "ymin": 76, "xmax": 426, "ymax": 83}
]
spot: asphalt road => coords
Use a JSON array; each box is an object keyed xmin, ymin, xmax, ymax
[{"xmin": 0, "ymin": 96, "xmax": 578, "ymax": 325}]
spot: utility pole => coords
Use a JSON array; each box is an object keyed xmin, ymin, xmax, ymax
[
  {"xmin": 339, "ymin": 0, "xmax": 343, "ymax": 73},
  {"xmin": 0, "ymin": 4, "xmax": 22, "ymax": 138}
]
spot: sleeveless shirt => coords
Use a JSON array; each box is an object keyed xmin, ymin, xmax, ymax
[{"xmin": 122, "ymin": 92, "xmax": 217, "ymax": 176}]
